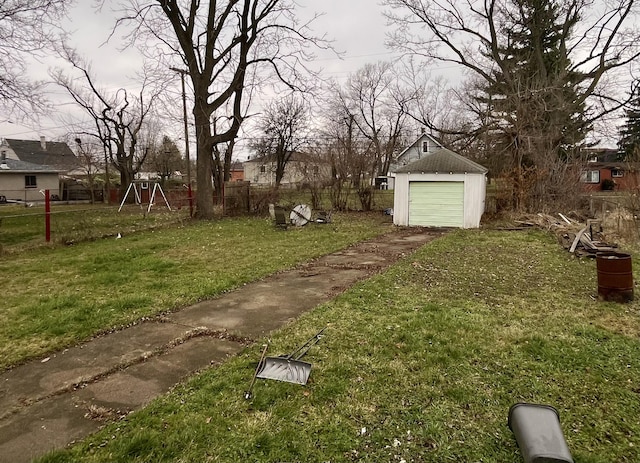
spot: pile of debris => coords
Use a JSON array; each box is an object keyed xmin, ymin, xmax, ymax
[{"xmin": 512, "ymin": 213, "xmax": 619, "ymax": 258}]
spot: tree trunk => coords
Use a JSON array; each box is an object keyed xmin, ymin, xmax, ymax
[
  {"xmin": 119, "ymin": 169, "xmax": 134, "ymax": 203},
  {"xmin": 194, "ymin": 107, "xmax": 215, "ymax": 219}
]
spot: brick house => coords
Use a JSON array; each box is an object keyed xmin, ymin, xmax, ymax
[{"xmin": 581, "ymin": 148, "xmax": 640, "ymax": 192}]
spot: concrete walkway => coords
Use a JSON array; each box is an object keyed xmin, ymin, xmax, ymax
[{"xmin": 0, "ymin": 228, "xmax": 443, "ymax": 463}]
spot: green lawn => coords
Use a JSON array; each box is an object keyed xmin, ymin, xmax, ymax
[
  {"xmin": 0, "ymin": 203, "xmax": 191, "ymax": 251},
  {"xmin": 0, "ymin": 212, "xmax": 391, "ymax": 369},
  {"xmin": 37, "ymin": 229, "xmax": 640, "ymax": 462}
]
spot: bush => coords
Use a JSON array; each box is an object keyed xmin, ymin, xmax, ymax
[{"xmin": 601, "ymin": 178, "xmax": 616, "ymax": 191}]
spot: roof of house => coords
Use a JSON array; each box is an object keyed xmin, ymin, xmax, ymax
[
  {"xmin": 587, "ymin": 162, "xmax": 640, "ymax": 171},
  {"xmin": 395, "ymin": 133, "xmax": 444, "ymax": 159},
  {"xmin": 230, "ymin": 161, "xmax": 244, "ymax": 171},
  {"xmin": 583, "ymin": 148, "xmax": 619, "ymax": 163},
  {"xmin": 394, "ymin": 148, "xmax": 488, "ymax": 174},
  {"xmin": 0, "ymin": 158, "xmax": 61, "ymax": 173},
  {"xmin": 4, "ymin": 138, "xmax": 80, "ymax": 171}
]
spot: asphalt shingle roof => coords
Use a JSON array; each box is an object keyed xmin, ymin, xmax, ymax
[
  {"xmin": 394, "ymin": 148, "xmax": 488, "ymax": 174},
  {"xmin": 5, "ymin": 139, "xmax": 80, "ymax": 171},
  {"xmin": 0, "ymin": 158, "xmax": 61, "ymax": 173}
]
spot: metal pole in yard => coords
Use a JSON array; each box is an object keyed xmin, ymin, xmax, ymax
[
  {"xmin": 170, "ymin": 66, "xmax": 193, "ymax": 218},
  {"xmin": 45, "ymin": 189, "xmax": 51, "ymax": 242}
]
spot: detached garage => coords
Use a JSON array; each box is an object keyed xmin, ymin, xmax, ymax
[{"xmin": 392, "ymin": 148, "xmax": 488, "ymax": 228}]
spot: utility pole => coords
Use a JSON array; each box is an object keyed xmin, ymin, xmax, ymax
[{"xmin": 170, "ymin": 67, "xmax": 193, "ymax": 217}]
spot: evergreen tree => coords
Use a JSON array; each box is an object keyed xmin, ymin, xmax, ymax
[
  {"xmin": 618, "ymin": 83, "xmax": 640, "ymax": 161},
  {"xmin": 145, "ymin": 136, "xmax": 183, "ymax": 186},
  {"xmin": 475, "ymin": 0, "xmax": 588, "ymax": 209}
]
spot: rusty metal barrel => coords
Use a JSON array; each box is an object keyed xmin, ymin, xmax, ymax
[{"xmin": 596, "ymin": 251, "xmax": 634, "ymax": 302}]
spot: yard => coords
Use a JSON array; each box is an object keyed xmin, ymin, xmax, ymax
[
  {"xmin": 29, "ymin": 226, "xmax": 640, "ymax": 462},
  {"xmin": 0, "ymin": 212, "xmax": 391, "ymax": 369}
]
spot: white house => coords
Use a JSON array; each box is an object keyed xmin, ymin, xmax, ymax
[
  {"xmin": 0, "ymin": 137, "xmax": 81, "ymax": 201},
  {"xmin": 0, "ymin": 154, "xmax": 61, "ymax": 202},
  {"xmin": 393, "ymin": 147, "xmax": 488, "ymax": 229},
  {"xmin": 384, "ymin": 133, "xmax": 444, "ymax": 190},
  {"xmin": 244, "ymin": 152, "xmax": 330, "ymax": 187}
]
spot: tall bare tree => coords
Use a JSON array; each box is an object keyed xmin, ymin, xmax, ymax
[
  {"xmin": 345, "ymin": 62, "xmax": 408, "ymax": 178},
  {"xmin": 0, "ymin": 0, "xmax": 72, "ymax": 118},
  {"xmin": 52, "ymin": 48, "xmax": 162, "ymax": 193},
  {"xmin": 321, "ymin": 91, "xmax": 377, "ymax": 211},
  {"xmin": 322, "ymin": 62, "xmax": 409, "ymax": 210},
  {"xmin": 110, "ymin": 0, "xmax": 326, "ymax": 219}
]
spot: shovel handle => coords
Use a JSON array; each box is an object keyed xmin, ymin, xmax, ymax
[
  {"xmin": 245, "ymin": 344, "xmax": 269, "ymax": 400},
  {"xmin": 290, "ymin": 327, "xmax": 326, "ymax": 361}
]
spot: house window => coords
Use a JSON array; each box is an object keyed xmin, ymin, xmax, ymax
[
  {"xmin": 25, "ymin": 175, "xmax": 37, "ymax": 188},
  {"xmin": 581, "ymin": 170, "xmax": 600, "ymax": 184},
  {"xmin": 422, "ymin": 141, "xmax": 429, "ymax": 153},
  {"xmin": 612, "ymin": 169, "xmax": 624, "ymax": 178},
  {"xmin": 259, "ymin": 165, "xmax": 266, "ymax": 173}
]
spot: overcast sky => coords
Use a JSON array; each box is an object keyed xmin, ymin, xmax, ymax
[{"xmin": 1, "ymin": 1, "xmax": 399, "ymax": 145}]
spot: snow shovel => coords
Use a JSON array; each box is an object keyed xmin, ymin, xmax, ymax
[
  {"xmin": 244, "ymin": 344, "xmax": 269, "ymax": 400},
  {"xmin": 256, "ymin": 328, "xmax": 326, "ymax": 385}
]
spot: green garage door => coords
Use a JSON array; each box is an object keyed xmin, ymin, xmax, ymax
[{"xmin": 409, "ymin": 181, "xmax": 464, "ymax": 227}]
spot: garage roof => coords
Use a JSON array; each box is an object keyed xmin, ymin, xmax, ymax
[{"xmin": 394, "ymin": 148, "xmax": 488, "ymax": 174}]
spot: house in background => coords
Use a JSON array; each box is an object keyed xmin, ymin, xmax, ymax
[
  {"xmin": 580, "ymin": 148, "xmax": 640, "ymax": 192},
  {"xmin": 230, "ymin": 161, "xmax": 244, "ymax": 182},
  {"xmin": 2, "ymin": 137, "xmax": 82, "ymax": 175},
  {"xmin": 393, "ymin": 147, "xmax": 488, "ymax": 229},
  {"xmin": 243, "ymin": 152, "xmax": 329, "ymax": 187},
  {"xmin": 0, "ymin": 137, "xmax": 82, "ymax": 201},
  {"xmin": 384, "ymin": 133, "xmax": 444, "ymax": 190},
  {"xmin": 0, "ymin": 152, "xmax": 62, "ymax": 202}
]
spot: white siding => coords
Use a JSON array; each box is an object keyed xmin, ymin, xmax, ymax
[
  {"xmin": 463, "ymin": 174, "xmax": 487, "ymax": 228},
  {"xmin": 391, "ymin": 134, "xmax": 443, "ymax": 171},
  {"xmin": 393, "ymin": 172, "xmax": 410, "ymax": 226},
  {"xmin": 393, "ymin": 172, "xmax": 486, "ymax": 228},
  {"xmin": 0, "ymin": 173, "xmax": 60, "ymax": 201}
]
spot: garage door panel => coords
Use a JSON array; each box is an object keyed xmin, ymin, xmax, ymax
[{"xmin": 409, "ymin": 181, "xmax": 463, "ymax": 227}]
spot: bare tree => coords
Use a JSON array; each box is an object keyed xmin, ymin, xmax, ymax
[
  {"xmin": 395, "ymin": 59, "xmax": 475, "ymax": 149},
  {"xmin": 109, "ymin": 0, "xmax": 327, "ymax": 219},
  {"xmin": 0, "ymin": 0, "xmax": 71, "ymax": 119},
  {"xmin": 321, "ymin": 62, "xmax": 409, "ymax": 210},
  {"xmin": 72, "ymin": 138, "xmax": 104, "ymax": 204},
  {"xmin": 251, "ymin": 94, "xmax": 310, "ymax": 189},
  {"xmin": 321, "ymin": 92, "xmax": 376, "ymax": 211},
  {"xmin": 345, "ymin": 62, "xmax": 408, "ymax": 178},
  {"xmin": 52, "ymin": 48, "xmax": 162, "ymax": 195},
  {"xmin": 385, "ymin": 0, "xmax": 640, "ymax": 211}
]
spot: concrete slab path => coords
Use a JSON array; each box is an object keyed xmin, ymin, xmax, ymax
[{"xmin": 0, "ymin": 228, "xmax": 443, "ymax": 463}]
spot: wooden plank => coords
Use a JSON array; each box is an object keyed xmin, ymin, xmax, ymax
[
  {"xmin": 579, "ymin": 233, "xmax": 598, "ymax": 249},
  {"xmin": 570, "ymin": 227, "xmax": 587, "ymax": 253},
  {"xmin": 558, "ymin": 213, "xmax": 572, "ymax": 224}
]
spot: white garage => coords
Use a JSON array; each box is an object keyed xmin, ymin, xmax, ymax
[{"xmin": 392, "ymin": 148, "xmax": 488, "ymax": 228}]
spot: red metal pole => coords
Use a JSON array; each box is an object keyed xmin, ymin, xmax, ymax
[{"xmin": 45, "ymin": 189, "xmax": 51, "ymax": 242}]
